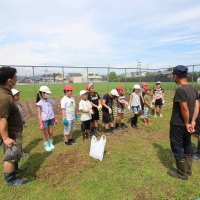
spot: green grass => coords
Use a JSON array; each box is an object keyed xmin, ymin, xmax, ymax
[
  {"xmin": 15, "ymin": 82, "xmax": 200, "ymax": 100},
  {"xmin": 1, "ymin": 94, "xmax": 200, "ymax": 199}
]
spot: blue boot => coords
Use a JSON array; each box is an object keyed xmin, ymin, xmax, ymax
[
  {"xmin": 44, "ymin": 141, "xmax": 52, "ymax": 152},
  {"xmin": 4, "ymin": 171, "xmax": 27, "ymax": 186},
  {"xmin": 48, "ymin": 139, "xmax": 55, "ymax": 150}
]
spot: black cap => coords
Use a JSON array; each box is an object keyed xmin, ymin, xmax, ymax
[{"xmin": 173, "ymin": 65, "xmax": 188, "ymax": 75}]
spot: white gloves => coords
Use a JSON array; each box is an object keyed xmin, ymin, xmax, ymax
[
  {"xmin": 128, "ymin": 105, "xmax": 131, "ymax": 110},
  {"xmin": 108, "ymin": 108, "xmax": 112, "ymax": 114},
  {"xmin": 89, "ymin": 109, "xmax": 94, "ymax": 114},
  {"xmin": 162, "ymin": 100, "xmax": 165, "ymax": 104},
  {"xmin": 98, "ymin": 104, "xmax": 102, "ymax": 111}
]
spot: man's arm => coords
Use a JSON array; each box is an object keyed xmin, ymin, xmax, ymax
[
  {"xmin": 0, "ymin": 117, "xmax": 15, "ymax": 147},
  {"xmin": 191, "ymin": 100, "xmax": 199, "ymax": 131},
  {"xmin": 179, "ymin": 102, "xmax": 192, "ymax": 133}
]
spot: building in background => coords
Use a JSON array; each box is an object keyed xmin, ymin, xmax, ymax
[
  {"xmin": 67, "ymin": 73, "xmax": 83, "ymax": 83},
  {"xmin": 82, "ymin": 72, "xmax": 103, "ymax": 82}
]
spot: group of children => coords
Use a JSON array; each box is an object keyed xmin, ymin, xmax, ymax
[
  {"xmin": 32, "ymin": 81, "xmax": 165, "ymax": 152},
  {"xmin": 11, "ymin": 82, "xmax": 200, "ymax": 162}
]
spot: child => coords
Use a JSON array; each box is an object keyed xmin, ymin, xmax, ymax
[
  {"xmin": 128, "ymin": 84, "xmax": 141, "ymax": 128},
  {"xmin": 140, "ymin": 82, "xmax": 147, "ymax": 116},
  {"xmin": 142, "ymin": 88, "xmax": 152, "ymax": 125},
  {"xmin": 193, "ymin": 93, "xmax": 200, "ymax": 159},
  {"xmin": 153, "ymin": 81, "xmax": 164, "ymax": 117},
  {"xmin": 11, "ymin": 88, "xmax": 27, "ymax": 174},
  {"xmin": 61, "ymin": 85, "xmax": 78, "ymax": 146},
  {"xmin": 115, "ymin": 86, "xmax": 128, "ymax": 129},
  {"xmin": 102, "ymin": 89, "xmax": 119, "ymax": 133},
  {"xmin": 36, "ymin": 86, "xmax": 57, "ymax": 152},
  {"xmin": 79, "ymin": 90, "xmax": 93, "ymax": 139},
  {"xmin": 87, "ymin": 83, "xmax": 102, "ymax": 134}
]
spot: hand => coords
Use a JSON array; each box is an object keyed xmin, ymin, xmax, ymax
[
  {"xmin": 162, "ymin": 100, "xmax": 165, "ymax": 104},
  {"xmin": 108, "ymin": 108, "xmax": 112, "ymax": 114},
  {"xmin": 75, "ymin": 114, "xmax": 78, "ymax": 121},
  {"xmin": 63, "ymin": 118, "xmax": 69, "ymax": 126},
  {"xmin": 185, "ymin": 124, "xmax": 193, "ymax": 133},
  {"xmin": 128, "ymin": 105, "xmax": 131, "ymax": 110},
  {"xmin": 3, "ymin": 137, "xmax": 15, "ymax": 148},
  {"xmin": 190, "ymin": 121, "xmax": 196, "ymax": 133},
  {"xmin": 98, "ymin": 104, "xmax": 102, "ymax": 111},
  {"xmin": 39, "ymin": 124, "xmax": 44, "ymax": 131},
  {"xmin": 89, "ymin": 109, "xmax": 94, "ymax": 114},
  {"xmin": 54, "ymin": 118, "xmax": 58, "ymax": 124}
]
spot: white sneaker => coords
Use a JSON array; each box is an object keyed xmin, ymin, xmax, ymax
[
  {"xmin": 160, "ymin": 114, "xmax": 163, "ymax": 118},
  {"xmin": 154, "ymin": 114, "xmax": 157, "ymax": 117}
]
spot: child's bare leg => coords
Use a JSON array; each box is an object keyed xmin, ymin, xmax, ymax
[{"xmin": 43, "ymin": 129, "xmax": 49, "ymax": 141}]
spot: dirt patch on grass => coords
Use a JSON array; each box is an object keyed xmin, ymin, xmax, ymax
[{"xmin": 36, "ymin": 149, "xmax": 91, "ymax": 186}]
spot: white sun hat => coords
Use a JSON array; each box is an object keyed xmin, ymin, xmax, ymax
[
  {"xmin": 110, "ymin": 89, "xmax": 119, "ymax": 97},
  {"xmin": 11, "ymin": 88, "xmax": 21, "ymax": 96},
  {"xmin": 80, "ymin": 90, "xmax": 88, "ymax": 96},
  {"xmin": 39, "ymin": 86, "xmax": 52, "ymax": 94},
  {"xmin": 133, "ymin": 84, "xmax": 141, "ymax": 89}
]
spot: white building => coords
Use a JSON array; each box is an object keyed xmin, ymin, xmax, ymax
[{"xmin": 82, "ymin": 72, "xmax": 102, "ymax": 83}]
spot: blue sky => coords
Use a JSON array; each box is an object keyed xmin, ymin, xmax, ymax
[{"xmin": 0, "ymin": 0, "xmax": 200, "ymax": 69}]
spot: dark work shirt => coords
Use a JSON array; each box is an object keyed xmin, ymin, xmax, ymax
[
  {"xmin": 170, "ymin": 84, "xmax": 198, "ymax": 126},
  {"xmin": 87, "ymin": 92, "xmax": 100, "ymax": 107},
  {"xmin": 102, "ymin": 93, "xmax": 113, "ymax": 113},
  {"xmin": 0, "ymin": 87, "xmax": 23, "ymax": 139}
]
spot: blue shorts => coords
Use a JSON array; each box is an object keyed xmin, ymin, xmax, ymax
[
  {"xmin": 131, "ymin": 106, "xmax": 141, "ymax": 114},
  {"xmin": 42, "ymin": 119, "xmax": 54, "ymax": 129}
]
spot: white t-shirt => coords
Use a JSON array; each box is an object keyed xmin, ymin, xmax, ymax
[
  {"xmin": 130, "ymin": 92, "xmax": 141, "ymax": 107},
  {"xmin": 79, "ymin": 100, "xmax": 92, "ymax": 121},
  {"xmin": 61, "ymin": 96, "xmax": 75, "ymax": 120}
]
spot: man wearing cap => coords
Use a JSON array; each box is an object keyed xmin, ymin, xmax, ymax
[
  {"xmin": 102, "ymin": 89, "xmax": 119, "ymax": 133},
  {"xmin": 168, "ymin": 65, "xmax": 199, "ymax": 180},
  {"xmin": 0, "ymin": 67, "xmax": 26, "ymax": 186}
]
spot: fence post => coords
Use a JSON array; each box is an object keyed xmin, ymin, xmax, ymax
[
  {"xmin": 139, "ymin": 67, "xmax": 142, "ymax": 83},
  {"xmin": 32, "ymin": 66, "xmax": 37, "ymax": 98},
  {"xmin": 62, "ymin": 66, "xmax": 65, "ymax": 84},
  {"xmin": 125, "ymin": 68, "xmax": 127, "ymax": 91},
  {"xmin": 153, "ymin": 69, "xmax": 155, "ymax": 90},
  {"xmin": 192, "ymin": 65, "xmax": 194, "ymax": 85},
  {"xmin": 87, "ymin": 67, "xmax": 89, "ymax": 83},
  {"xmin": 108, "ymin": 65, "xmax": 110, "ymax": 92}
]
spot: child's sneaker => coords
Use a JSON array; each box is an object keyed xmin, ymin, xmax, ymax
[
  {"xmin": 69, "ymin": 138, "xmax": 76, "ymax": 144},
  {"xmin": 154, "ymin": 114, "xmax": 157, "ymax": 117},
  {"xmin": 160, "ymin": 114, "xmax": 163, "ymax": 118},
  {"xmin": 64, "ymin": 140, "xmax": 73, "ymax": 146},
  {"xmin": 193, "ymin": 153, "xmax": 200, "ymax": 159},
  {"xmin": 44, "ymin": 141, "xmax": 52, "ymax": 152}
]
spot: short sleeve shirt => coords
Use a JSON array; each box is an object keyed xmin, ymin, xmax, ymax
[
  {"xmin": 36, "ymin": 98, "xmax": 55, "ymax": 121},
  {"xmin": 61, "ymin": 96, "xmax": 75, "ymax": 120},
  {"xmin": 116, "ymin": 94, "xmax": 126, "ymax": 109},
  {"xmin": 102, "ymin": 93, "xmax": 113, "ymax": 113},
  {"xmin": 79, "ymin": 100, "xmax": 92, "ymax": 121},
  {"xmin": 0, "ymin": 87, "xmax": 23, "ymax": 139},
  {"xmin": 153, "ymin": 88, "xmax": 164, "ymax": 100},
  {"xmin": 170, "ymin": 84, "xmax": 198, "ymax": 126},
  {"xmin": 87, "ymin": 92, "xmax": 100, "ymax": 107},
  {"xmin": 130, "ymin": 92, "xmax": 141, "ymax": 107}
]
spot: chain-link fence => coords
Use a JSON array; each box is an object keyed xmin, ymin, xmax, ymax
[{"xmin": 0, "ymin": 64, "xmax": 200, "ymax": 98}]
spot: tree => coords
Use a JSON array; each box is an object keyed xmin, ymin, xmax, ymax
[{"xmin": 108, "ymin": 71, "xmax": 118, "ymax": 82}]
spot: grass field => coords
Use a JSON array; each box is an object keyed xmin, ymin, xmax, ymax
[
  {"xmin": 15, "ymin": 82, "xmax": 200, "ymax": 100},
  {"xmin": 0, "ymin": 92, "xmax": 200, "ymax": 199}
]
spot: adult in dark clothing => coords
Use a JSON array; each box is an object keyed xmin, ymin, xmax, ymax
[
  {"xmin": 0, "ymin": 67, "xmax": 26, "ymax": 186},
  {"xmin": 168, "ymin": 65, "xmax": 199, "ymax": 180}
]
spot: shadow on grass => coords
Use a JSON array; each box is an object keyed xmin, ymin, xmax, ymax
[
  {"xmin": 20, "ymin": 152, "xmax": 52, "ymax": 182},
  {"xmin": 23, "ymin": 138, "xmax": 42, "ymax": 153},
  {"xmin": 153, "ymin": 143, "xmax": 175, "ymax": 170}
]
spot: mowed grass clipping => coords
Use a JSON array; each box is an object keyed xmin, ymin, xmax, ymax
[{"xmin": 1, "ymin": 93, "xmax": 200, "ymax": 199}]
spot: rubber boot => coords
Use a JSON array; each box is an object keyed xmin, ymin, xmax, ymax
[
  {"xmin": 131, "ymin": 116, "xmax": 136, "ymax": 128},
  {"xmin": 15, "ymin": 162, "xmax": 27, "ymax": 174},
  {"xmin": 48, "ymin": 139, "xmax": 55, "ymax": 150},
  {"xmin": 167, "ymin": 159, "xmax": 188, "ymax": 180},
  {"xmin": 186, "ymin": 156, "xmax": 192, "ymax": 176},
  {"xmin": 4, "ymin": 171, "xmax": 27, "ymax": 186},
  {"xmin": 115, "ymin": 123, "xmax": 119, "ymax": 130},
  {"xmin": 44, "ymin": 141, "xmax": 52, "ymax": 152}
]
